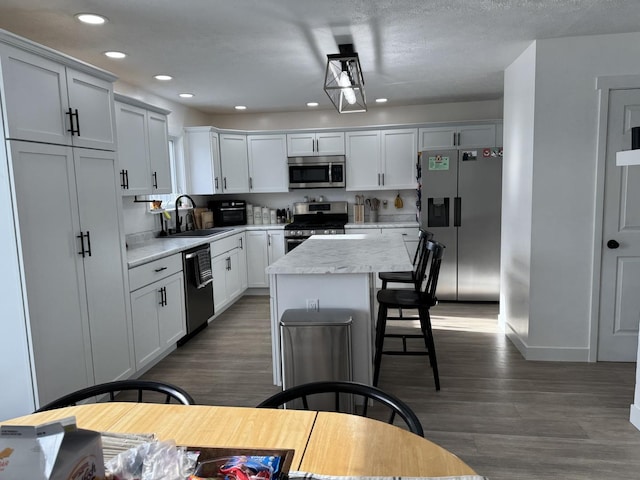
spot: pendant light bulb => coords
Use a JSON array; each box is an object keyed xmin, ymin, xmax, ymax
[{"xmin": 338, "ymin": 71, "xmax": 357, "ymax": 105}]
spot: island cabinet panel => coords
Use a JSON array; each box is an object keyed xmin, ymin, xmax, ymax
[{"xmin": 0, "ymin": 43, "xmax": 116, "ymax": 150}]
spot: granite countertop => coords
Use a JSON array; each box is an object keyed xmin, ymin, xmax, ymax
[
  {"xmin": 127, "ymin": 222, "xmax": 417, "ymax": 269},
  {"xmin": 266, "ymin": 233, "xmax": 413, "ymax": 275},
  {"xmin": 345, "ymin": 222, "xmax": 419, "ymax": 229}
]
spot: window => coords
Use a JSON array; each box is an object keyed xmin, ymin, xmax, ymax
[{"xmin": 153, "ymin": 135, "xmax": 186, "ymax": 209}]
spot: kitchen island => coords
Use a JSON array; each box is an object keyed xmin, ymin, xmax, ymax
[{"xmin": 266, "ymin": 233, "xmax": 413, "ymax": 386}]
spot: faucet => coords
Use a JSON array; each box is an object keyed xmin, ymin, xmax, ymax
[{"xmin": 174, "ymin": 194, "xmax": 196, "ymax": 233}]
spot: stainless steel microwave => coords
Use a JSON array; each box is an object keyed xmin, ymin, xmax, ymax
[{"xmin": 288, "ymin": 155, "xmax": 346, "ymax": 189}]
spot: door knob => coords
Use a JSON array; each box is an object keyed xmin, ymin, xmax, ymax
[{"xmin": 607, "ymin": 239, "xmax": 620, "ymax": 249}]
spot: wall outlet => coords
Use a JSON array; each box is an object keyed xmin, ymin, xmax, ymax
[{"xmin": 306, "ymin": 299, "xmax": 319, "ymax": 312}]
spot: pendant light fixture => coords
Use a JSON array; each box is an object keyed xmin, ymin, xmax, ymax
[{"xmin": 324, "ymin": 44, "xmax": 366, "ymax": 113}]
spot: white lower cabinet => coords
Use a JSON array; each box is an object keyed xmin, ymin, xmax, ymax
[
  {"xmin": 212, "ymin": 232, "xmax": 247, "ymax": 315},
  {"xmin": 129, "ymin": 255, "xmax": 185, "ymax": 370},
  {"xmin": 246, "ymin": 229, "xmax": 285, "ymax": 288}
]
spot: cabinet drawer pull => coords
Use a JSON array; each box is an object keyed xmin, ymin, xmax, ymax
[
  {"xmin": 77, "ymin": 232, "xmax": 86, "ymax": 258},
  {"xmin": 152, "ymin": 171, "xmax": 158, "ymax": 189},
  {"xmin": 154, "ymin": 266, "xmax": 168, "ymax": 272}
]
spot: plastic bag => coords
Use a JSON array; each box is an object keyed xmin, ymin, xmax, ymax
[{"xmin": 105, "ymin": 439, "xmax": 198, "ymax": 480}]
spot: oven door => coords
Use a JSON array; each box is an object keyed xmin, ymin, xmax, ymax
[{"xmin": 285, "ymin": 237, "xmax": 306, "ymax": 253}]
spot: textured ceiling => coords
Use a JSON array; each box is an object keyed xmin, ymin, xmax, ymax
[{"xmin": 1, "ymin": 0, "xmax": 639, "ymax": 114}]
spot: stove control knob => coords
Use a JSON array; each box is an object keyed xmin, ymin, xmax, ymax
[
  {"xmin": 330, "ymin": 229, "xmax": 337, "ymax": 235},
  {"xmin": 309, "ymin": 230, "xmax": 316, "ymax": 235},
  {"xmin": 296, "ymin": 230, "xmax": 303, "ymax": 236}
]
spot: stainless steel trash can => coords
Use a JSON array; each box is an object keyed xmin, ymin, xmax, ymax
[{"xmin": 280, "ymin": 308, "xmax": 353, "ymax": 411}]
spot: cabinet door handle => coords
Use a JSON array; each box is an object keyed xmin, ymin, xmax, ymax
[
  {"xmin": 152, "ymin": 171, "xmax": 158, "ymax": 189},
  {"xmin": 268, "ymin": 234, "xmax": 272, "ymax": 246},
  {"xmin": 381, "ymin": 173, "xmax": 385, "ymax": 186},
  {"xmin": 239, "ymin": 237, "xmax": 243, "ymax": 250},
  {"xmin": 454, "ymin": 197, "xmax": 462, "ymax": 227},
  {"xmin": 66, "ymin": 108, "xmax": 80, "ymax": 136},
  {"xmin": 215, "ymin": 177, "xmax": 219, "ymax": 189},
  {"xmin": 249, "ymin": 177, "xmax": 253, "ymax": 189},
  {"xmin": 159, "ymin": 286, "xmax": 167, "ymax": 307},
  {"xmin": 120, "ymin": 169, "xmax": 127, "ymax": 189},
  {"xmin": 377, "ymin": 173, "xmax": 381, "ymax": 186},
  {"xmin": 224, "ymin": 177, "xmax": 227, "ymax": 189},
  {"xmin": 457, "ymin": 132, "xmax": 461, "ymax": 146},
  {"xmin": 316, "ymin": 138, "xmax": 319, "ymax": 152},
  {"xmin": 452, "ymin": 132, "xmax": 456, "ymax": 146},
  {"xmin": 77, "ymin": 231, "xmax": 86, "ymax": 257},
  {"xmin": 124, "ymin": 170, "xmax": 129, "ymax": 189},
  {"xmin": 154, "ymin": 266, "xmax": 168, "ymax": 273},
  {"xmin": 85, "ymin": 231, "xmax": 92, "ymax": 257}
]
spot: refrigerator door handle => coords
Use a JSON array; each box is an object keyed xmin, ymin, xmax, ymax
[{"xmin": 454, "ymin": 196, "xmax": 461, "ymax": 226}]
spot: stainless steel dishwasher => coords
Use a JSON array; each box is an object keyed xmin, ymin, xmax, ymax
[{"xmin": 180, "ymin": 244, "xmax": 214, "ymax": 343}]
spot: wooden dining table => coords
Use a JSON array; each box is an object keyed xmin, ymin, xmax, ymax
[{"xmin": 3, "ymin": 403, "xmax": 477, "ymax": 478}]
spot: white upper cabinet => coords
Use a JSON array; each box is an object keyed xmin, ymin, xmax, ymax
[
  {"xmin": 419, "ymin": 124, "xmax": 496, "ymax": 150},
  {"xmin": 184, "ymin": 127, "xmax": 222, "ymax": 194},
  {"xmin": 115, "ymin": 94, "xmax": 171, "ymax": 196},
  {"xmin": 0, "ymin": 42, "xmax": 116, "ymax": 150},
  {"xmin": 346, "ymin": 128, "xmax": 417, "ymax": 191},
  {"xmin": 247, "ymin": 134, "xmax": 288, "ymax": 193},
  {"xmin": 346, "ymin": 130, "xmax": 381, "ymax": 190},
  {"xmin": 148, "ymin": 110, "xmax": 171, "ymax": 192},
  {"xmin": 220, "ymin": 133, "xmax": 250, "ymax": 193},
  {"xmin": 287, "ymin": 131, "xmax": 345, "ymax": 156}
]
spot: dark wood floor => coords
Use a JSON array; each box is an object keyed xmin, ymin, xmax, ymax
[{"xmin": 140, "ymin": 296, "xmax": 640, "ymax": 480}]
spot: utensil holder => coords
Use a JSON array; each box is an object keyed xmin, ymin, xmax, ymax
[
  {"xmin": 354, "ymin": 205, "xmax": 364, "ymax": 224},
  {"xmin": 369, "ymin": 210, "xmax": 378, "ymax": 223}
]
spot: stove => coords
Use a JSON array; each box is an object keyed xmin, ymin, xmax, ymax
[{"xmin": 284, "ymin": 201, "xmax": 348, "ymax": 252}]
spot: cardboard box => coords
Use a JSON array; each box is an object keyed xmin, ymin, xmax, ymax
[{"xmin": 0, "ymin": 416, "xmax": 104, "ymax": 480}]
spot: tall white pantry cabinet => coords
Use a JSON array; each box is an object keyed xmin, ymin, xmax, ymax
[{"xmin": 0, "ymin": 30, "xmax": 133, "ymax": 417}]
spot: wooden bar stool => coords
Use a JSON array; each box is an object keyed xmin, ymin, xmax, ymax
[
  {"xmin": 378, "ymin": 229, "xmax": 433, "ymax": 290},
  {"xmin": 373, "ymin": 239, "xmax": 445, "ymax": 390}
]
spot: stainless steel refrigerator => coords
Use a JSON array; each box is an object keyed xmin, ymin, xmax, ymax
[{"xmin": 419, "ymin": 148, "xmax": 502, "ymax": 301}]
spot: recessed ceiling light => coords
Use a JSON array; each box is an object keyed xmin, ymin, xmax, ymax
[
  {"xmin": 307, "ymin": 102, "xmax": 319, "ymax": 107},
  {"xmin": 154, "ymin": 74, "xmax": 173, "ymax": 81},
  {"xmin": 75, "ymin": 13, "xmax": 107, "ymax": 25},
  {"xmin": 104, "ymin": 51, "xmax": 126, "ymax": 59},
  {"xmin": 235, "ymin": 105, "xmax": 247, "ymax": 110},
  {"xmin": 179, "ymin": 93, "xmax": 194, "ymax": 98},
  {"xmin": 375, "ymin": 98, "xmax": 388, "ymax": 103}
]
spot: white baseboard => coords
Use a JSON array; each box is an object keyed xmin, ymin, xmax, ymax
[
  {"xmin": 630, "ymin": 403, "xmax": 640, "ymax": 431},
  {"xmin": 505, "ymin": 323, "xmax": 591, "ymax": 361}
]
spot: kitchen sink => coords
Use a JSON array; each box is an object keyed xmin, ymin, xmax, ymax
[{"xmin": 164, "ymin": 227, "xmax": 235, "ymax": 238}]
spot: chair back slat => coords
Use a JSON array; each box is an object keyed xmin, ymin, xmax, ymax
[
  {"xmin": 257, "ymin": 380, "xmax": 424, "ymax": 437},
  {"xmin": 35, "ymin": 380, "xmax": 196, "ymax": 412}
]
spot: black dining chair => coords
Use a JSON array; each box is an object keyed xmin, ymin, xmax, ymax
[
  {"xmin": 257, "ymin": 380, "xmax": 424, "ymax": 437},
  {"xmin": 378, "ymin": 229, "xmax": 434, "ymax": 290},
  {"xmin": 373, "ymin": 239, "xmax": 445, "ymax": 391},
  {"xmin": 34, "ymin": 379, "xmax": 196, "ymax": 412}
]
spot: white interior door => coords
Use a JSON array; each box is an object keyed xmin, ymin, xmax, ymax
[{"xmin": 599, "ymin": 88, "xmax": 640, "ymax": 361}]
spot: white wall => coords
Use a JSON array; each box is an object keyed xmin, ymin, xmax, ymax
[
  {"xmin": 114, "ymin": 81, "xmax": 210, "ymax": 135},
  {"xmin": 208, "ymin": 99, "xmax": 503, "ymax": 131},
  {"xmin": 503, "ymin": 31, "xmax": 640, "ymax": 361},
  {"xmin": 501, "ymin": 42, "xmax": 536, "ymax": 352}
]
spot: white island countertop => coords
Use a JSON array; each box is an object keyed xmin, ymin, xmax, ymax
[{"xmin": 266, "ymin": 233, "xmax": 413, "ymax": 275}]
